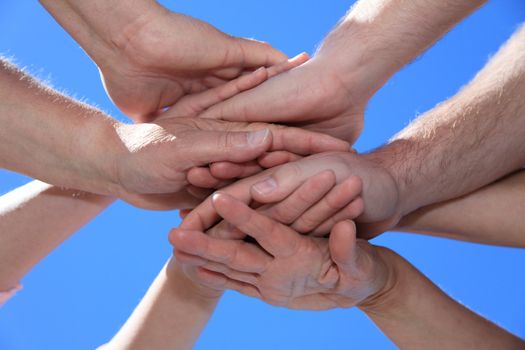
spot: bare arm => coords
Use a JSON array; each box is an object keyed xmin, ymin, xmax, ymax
[
  {"xmin": 0, "ymin": 181, "xmax": 114, "ymax": 292},
  {"xmin": 318, "ymin": 0, "xmax": 487, "ymax": 99},
  {"xmin": 102, "ymin": 259, "xmax": 221, "ymax": 350},
  {"xmin": 193, "ymin": 0, "xmax": 486, "ymax": 144},
  {"xmin": 0, "ymin": 58, "xmax": 346, "ymax": 210},
  {"xmin": 39, "ymin": 0, "xmax": 286, "ymax": 121},
  {"xmin": 175, "ymin": 194, "xmax": 525, "ymax": 349},
  {"xmin": 357, "ymin": 23, "xmax": 525, "ymax": 236},
  {"xmin": 396, "ymin": 170, "xmax": 525, "ymax": 247},
  {"xmin": 0, "ymin": 60, "xmax": 121, "ymax": 196},
  {"xmin": 360, "ymin": 249, "xmax": 525, "ymax": 349}
]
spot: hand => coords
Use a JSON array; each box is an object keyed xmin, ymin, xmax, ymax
[
  {"xmin": 172, "ymin": 193, "xmax": 392, "ymax": 310},
  {"xmin": 171, "ymin": 171, "xmax": 364, "ymax": 299},
  {"xmin": 196, "ymin": 54, "xmax": 369, "ymax": 144},
  {"xmin": 112, "ymin": 120, "xmax": 350, "ymax": 210},
  {"xmin": 182, "ymin": 152, "xmax": 401, "ymax": 238},
  {"xmin": 101, "ymin": 5, "xmax": 287, "ymax": 121}
]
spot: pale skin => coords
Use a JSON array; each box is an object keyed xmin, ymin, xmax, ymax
[
  {"xmin": 39, "ymin": 0, "xmax": 288, "ymax": 122},
  {"xmin": 0, "ymin": 57, "xmax": 350, "ymax": 211},
  {"xmin": 0, "ymin": 172, "xmax": 362, "ymax": 347},
  {"xmin": 173, "ymin": 170, "xmax": 525, "ymax": 348},
  {"xmin": 397, "ymin": 170, "xmax": 525, "ymax": 247},
  {"xmin": 184, "ymin": 23, "xmax": 525, "ymax": 238},
  {"xmin": 0, "ymin": 181, "xmax": 114, "ymax": 292},
  {"xmin": 0, "ymin": 182, "xmax": 220, "ymax": 349},
  {"xmin": 104, "ymin": 171, "xmax": 363, "ymax": 349},
  {"xmin": 191, "ymin": 0, "xmax": 487, "ymax": 143}
]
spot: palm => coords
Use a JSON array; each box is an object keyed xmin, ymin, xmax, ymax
[{"xmin": 254, "ymin": 238, "xmax": 336, "ymax": 306}]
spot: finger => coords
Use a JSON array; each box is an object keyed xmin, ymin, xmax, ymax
[
  {"xmin": 173, "ymin": 249, "xmax": 208, "ymax": 266},
  {"xmin": 292, "ymin": 176, "xmax": 363, "ymax": 234},
  {"xmin": 192, "ymin": 267, "xmax": 261, "ymax": 298},
  {"xmin": 181, "ymin": 169, "xmax": 273, "ymax": 231},
  {"xmin": 161, "ymin": 67, "xmax": 269, "ymax": 119},
  {"xmin": 329, "ymin": 220, "xmax": 358, "ymax": 269},
  {"xmin": 211, "ymin": 192, "xmax": 300, "ymax": 257},
  {"xmin": 189, "ymin": 128, "xmax": 272, "ymax": 165},
  {"xmin": 209, "ymin": 161, "xmax": 263, "ymax": 180},
  {"xmin": 312, "ymin": 197, "xmax": 365, "ymax": 236},
  {"xmin": 186, "ymin": 185, "xmax": 213, "ymax": 201},
  {"xmin": 267, "ymin": 125, "xmax": 350, "ymax": 155},
  {"xmin": 199, "ymin": 261, "xmax": 260, "ymax": 285},
  {"xmin": 261, "ymin": 170, "xmax": 335, "ymax": 225},
  {"xmin": 257, "ymin": 151, "xmax": 303, "ymax": 169},
  {"xmin": 265, "ymin": 52, "xmax": 309, "ymax": 78},
  {"xmin": 169, "ymin": 229, "xmax": 271, "ymax": 273},
  {"xmin": 217, "ymin": 52, "xmax": 308, "ymax": 80},
  {"xmin": 233, "ymin": 37, "xmax": 288, "ymax": 67},
  {"xmin": 207, "ymin": 219, "xmax": 246, "ymax": 240},
  {"xmin": 187, "ymin": 167, "xmax": 222, "ymax": 188}
]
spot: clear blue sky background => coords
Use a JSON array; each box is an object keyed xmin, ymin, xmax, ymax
[{"xmin": 1, "ymin": 1, "xmax": 524, "ymax": 349}]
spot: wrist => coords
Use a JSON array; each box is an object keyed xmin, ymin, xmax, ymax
[
  {"xmin": 314, "ymin": 22, "xmax": 396, "ymax": 102},
  {"xmin": 357, "ymin": 247, "xmax": 405, "ymax": 314},
  {"xmin": 364, "ymin": 140, "xmax": 422, "ymax": 218},
  {"xmin": 40, "ymin": 0, "xmax": 162, "ymax": 68},
  {"xmin": 70, "ymin": 113, "xmax": 124, "ymax": 197},
  {"xmin": 166, "ymin": 259, "xmax": 224, "ymax": 302}
]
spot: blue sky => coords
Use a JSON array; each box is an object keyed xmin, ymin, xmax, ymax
[{"xmin": 1, "ymin": 1, "xmax": 524, "ymax": 349}]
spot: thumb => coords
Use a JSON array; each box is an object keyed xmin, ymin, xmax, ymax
[
  {"xmin": 189, "ymin": 128, "xmax": 272, "ymax": 166},
  {"xmin": 233, "ymin": 37, "xmax": 287, "ymax": 67},
  {"xmin": 329, "ymin": 220, "xmax": 358, "ymax": 270}
]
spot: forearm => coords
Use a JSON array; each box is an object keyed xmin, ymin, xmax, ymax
[
  {"xmin": 39, "ymin": 0, "xmax": 162, "ymax": 68},
  {"xmin": 104, "ymin": 259, "xmax": 221, "ymax": 350},
  {"xmin": 0, "ymin": 181, "xmax": 114, "ymax": 290},
  {"xmin": 0, "ymin": 59, "xmax": 122, "ymax": 195},
  {"xmin": 317, "ymin": 0, "xmax": 486, "ymax": 99},
  {"xmin": 360, "ymin": 248, "xmax": 524, "ymax": 349},
  {"xmin": 396, "ymin": 170, "xmax": 525, "ymax": 247},
  {"xmin": 370, "ymin": 24, "xmax": 525, "ymax": 217}
]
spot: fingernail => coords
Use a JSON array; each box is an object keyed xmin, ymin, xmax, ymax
[
  {"xmin": 247, "ymin": 129, "xmax": 270, "ymax": 147},
  {"xmin": 252, "ymin": 177, "xmax": 277, "ymax": 195}
]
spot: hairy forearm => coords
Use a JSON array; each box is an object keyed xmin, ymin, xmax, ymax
[
  {"xmin": 396, "ymin": 170, "xmax": 525, "ymax": 247},
  {"xmin": 104, "ymin": 260, "xmax": 221, "ymax": 350},
  {"xmin": 0, "ymin": 181, "xmax": 114, "ymax": 290},
  {"xmin": 39, "ymin": 0, "xmax": 161, "ymax": 68},
  {"xmin": 317, "ymin": 0, "xmax": 486, "ymax": 98},
  {"xmin": 371, "ymin": 24, "xmax": 525, "ymax": 217},
  {"xmin": 360, "ymin": 249, "xmax": 525, "ymax": 349},
  {"xmin": 0, "ymin": 59, "xmax": 122, "ymax": 195}
]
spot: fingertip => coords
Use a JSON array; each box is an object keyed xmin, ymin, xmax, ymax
[
  {"xmin": 169, "ymin": 229, "xmax": 189, "ymax": 246},
  {"xmin": 330, "ymin": 220, "xmax": 357, "ymax": 265},
  {"xmin": 211, "ymin": 191, "xmax": 232, "ymax": 211},
  {"xmin": 291, "ymin": 52, "xmax": 310, "ymax": 64},
  {"xmin": 339, "ymin": 176, "xmax": 364, "ymax": 200},
  {"xmin": 210, "ymin": 162, "xmax": 242, "ymax": 179},
  {"xmin": 317, "ymin": 169, "xmax": 337, "ymax": 186},
  {"xmin": 168, "ymin": 228, "xmax": 178, "ymax": 246},
  {"xmin": 348, "ymin": 197, "xmax": 365, "ymax": 219},
  {"xmin": 247, "ymin": 128, "xmax": 272, "ymax": 150}
]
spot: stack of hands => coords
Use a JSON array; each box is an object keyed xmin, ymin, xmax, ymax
[{"xmin": 1, "ymin": 0, "xmax": 525, "ymax": 349}]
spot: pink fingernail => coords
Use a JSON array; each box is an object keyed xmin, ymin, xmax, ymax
[
  {"xmin": 247, "ymin": 129, "xmax": 270, "ymax": 146},
  {"xmin": 252, "ymin": 177, "xmax": 277, "ymax": 195}
]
